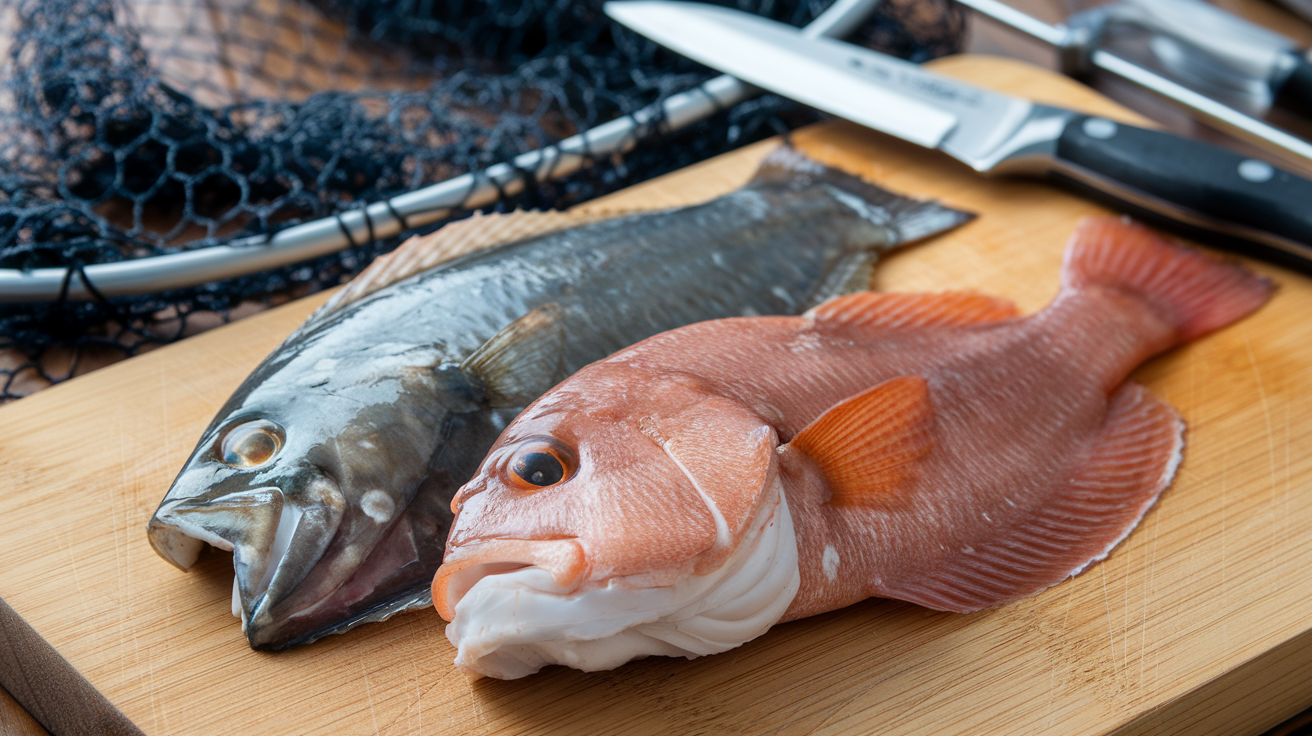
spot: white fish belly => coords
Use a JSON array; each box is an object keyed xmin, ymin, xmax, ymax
[{"xmin": 445, "ymin": 479, "xmax": 801, "ymax": 679}]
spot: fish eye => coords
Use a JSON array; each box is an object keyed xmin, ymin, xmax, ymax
[
  {"xmin": 508, "ymin": 437, "xmax": 577, "ymax": 490},
  {"xmin": 218, "ymin": 419, "xmax": 285, "ymax": 468}
]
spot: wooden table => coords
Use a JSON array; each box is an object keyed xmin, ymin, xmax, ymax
[{"xmin": 0, "ymin": 688, "xmax": 47, "ymax": 736}]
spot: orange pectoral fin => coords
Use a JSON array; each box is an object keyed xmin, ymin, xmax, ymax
[{"xmin": 787, "ymin": 376, "xmax": 935, "ymax": 507}]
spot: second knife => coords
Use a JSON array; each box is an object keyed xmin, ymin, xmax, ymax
[{"xmin": 605, "ymin": 0, "xmax": 1312, "ymax": 270}]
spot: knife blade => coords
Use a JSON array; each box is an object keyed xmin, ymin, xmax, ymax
[
  {"xmin": 1112, "ymin": 0, "xmax": 1312, "ymax": 120},
  {"xmin": 952, "ymin": 0, "xmax": 1312, "ymax": 166},
  {"xmin": 1108, "ymin": 0, "xmax": 1312, "ymax": 118},
  {"xmin": 605, "ymin": 0, "xmax": 1312, "ymax": 269}
]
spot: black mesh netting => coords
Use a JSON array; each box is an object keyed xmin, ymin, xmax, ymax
[{"xmin": 0, "ymin": 0, "xmax": 967, "ymax": 401}]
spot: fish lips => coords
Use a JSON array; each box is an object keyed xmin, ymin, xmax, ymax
[
  {"xmin": 147, "ymin": 469, "xmax": 347, "ymax": 649},
  {"xmin": 433, "ymin": 538, "xmax": 588, "ymax": 620}
]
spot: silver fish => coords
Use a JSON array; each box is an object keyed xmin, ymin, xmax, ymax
[{"xmin": 145, "ymin": 147, "xmax": 973, "ymax": 650}]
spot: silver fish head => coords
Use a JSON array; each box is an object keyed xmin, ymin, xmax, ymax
[{"xmin": 148, "ymin": 341, "xmax": 466, "ymax": 649}]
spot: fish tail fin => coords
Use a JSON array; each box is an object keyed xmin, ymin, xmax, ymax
[
  {"xmin": 752, "ymin": 146, "xmax": 975, "ymax": 245},
  {"xmin": 1061, "ymin": 216, "xmax": 1275, "ymax": 342}
]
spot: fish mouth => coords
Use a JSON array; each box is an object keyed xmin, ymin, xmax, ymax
[
  {"xmin": 433, "ymin": 538, "xmax": 588, "ymax": 621},
  {"xmin": 148, "ymin": 487, "xmax": 279, "ymax": 570},
  {"xmin": 146, "ymin": 475, "xmax": 347, "ymax": 647},
  {"xmin": 437, "ymin": 481, "xmax": 802, "ymax": 679}
]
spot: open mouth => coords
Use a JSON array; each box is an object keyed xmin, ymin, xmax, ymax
[
  {"xmin": 233, "ymin": 503, "xmax": 304, "ymax": 630},
  {"xmin": 147, "ymin": 475, "xmax": 348, "ymax": 646},
  {"xmin": 435, "ymin": 561, "xmax": 531, "ymax": 615},
  {"xmin": 438, "ymin": 481, "xmax": 802, "ymax": 679},
  {"xmin": 147, "ymin": 487, "xmax": 283, "ymax": 570},
  {"xmin": 433, "ymin": 538, "xmax": 587, "ymax": 620},
  {"xmin": 148, "ymin": 487, "xmax": 306, "ymax": 627}
]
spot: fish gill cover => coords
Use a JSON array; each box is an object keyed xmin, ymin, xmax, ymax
[{"xmin": 0, "ymin": 0, "xmax": 966, "ymax": 401}]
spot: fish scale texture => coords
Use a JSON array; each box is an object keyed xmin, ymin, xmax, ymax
[
  {"xmin": 149, "ymin": 150, "xmax": 972, "ymax": 651},
  {"xmin": 437, "ymin": 217, "xmax": 1272, "ymax": 642},
  {"xmin": 880, "ymin": 382, "xmax": 1185, "ymax": 612},
  {"xmin": 0, "ymin": 0, "xmax": 968, "ymax": 401}
]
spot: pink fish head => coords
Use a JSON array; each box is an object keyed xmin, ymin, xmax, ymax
[{"xmin": 432, "ymin": 364, "xmax": 794, "ymax": 679}]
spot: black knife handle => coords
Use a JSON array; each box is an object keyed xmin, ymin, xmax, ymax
[
  {"xmin": 1273, "ymin": 54, "xmax": 1312, "ymax": 121},
  {"xmin": 1052, "ymin": 114, "xmax": 1312, "ymax": 269}
]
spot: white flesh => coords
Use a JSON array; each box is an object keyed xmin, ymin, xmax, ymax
[{"xmin": 445, "ymin": 479, "xmax": 801, "ymax": 679}]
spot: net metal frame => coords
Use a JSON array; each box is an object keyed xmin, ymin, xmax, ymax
[{"xmin": 0, "ymin": 0, "xmax": 965, "ymax": 401}]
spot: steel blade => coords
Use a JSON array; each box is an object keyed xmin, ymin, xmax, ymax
[
  {"xmin": 606, "ymin": 1, "xmax": 1039, "ymax": 168},
  {"xmin": 606, "ymin": 1, "xmax": 963, "ymax": 148},
  {"xmin": 1113, "ymin": 0, "xmax": 1294, "ymax": 82}
]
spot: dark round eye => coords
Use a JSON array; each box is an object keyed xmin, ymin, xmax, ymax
[
  {"xmin": 218, "ymin": 419, "xmax": 284, "ymax": 468},
  {"xmin": 507, "ymin": 437, "xmax": 576, "ymax": 490},
  {"xmin": 514, "ymin": 452, "xmax": 564, "ymax": 486}
]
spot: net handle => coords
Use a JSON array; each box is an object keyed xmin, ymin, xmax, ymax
[{"xmin": 0, "ymin": 0, "xmax": 884, "ymax": 304}]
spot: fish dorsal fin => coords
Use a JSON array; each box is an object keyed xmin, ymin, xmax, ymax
[
  {"xmin": 787, "ymin": 376, "xmax": 935, "ymax": 507},
  {"xmin": 806, "ymin": 292, "xmax": 1019, "ymax": 332},
  {"xmin": 646, "ymin": 395, "xmax": 778, "ymax": 573},
  {"xmin": 314, "ymin": 209, "xmax": 624, "ymax": 319},
  {"xmin": 874, "ymin": 382, "xmax": 1183, "ymax": 613},
  {"xmin": 458, "ymin": 304, "xmax": 566, "ymax": 408}
]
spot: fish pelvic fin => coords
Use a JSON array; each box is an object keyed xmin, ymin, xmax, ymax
[
  {"xmin": 877, "ymin": 381, "xmax": 1182, "ymax": 614},
  {"xmin": 1061, "ymin": 216, "xmax": 1275, "ymax": 342},
  {"xmin": 460, "ymin": 303, "xmax": 566, "ymax": 408},
  {"xmin": 314, "ymin": 209, "xmax": 621, "ymax": 319},
  {"xmin": 788, "ymin": 376, "xmax": 934, "ymax": 508},
  {"xmin": 806, "ymin": 291, "xmax": 1019, "ymax": 332},
  {"xmin": 751, "ymin": 146, "xmax": 975, "ymax": 247}
]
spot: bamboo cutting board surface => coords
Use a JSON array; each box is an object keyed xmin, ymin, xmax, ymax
[{"xmin": 2, "ymin": 55, "xmax": 1312, "ymax": 736}]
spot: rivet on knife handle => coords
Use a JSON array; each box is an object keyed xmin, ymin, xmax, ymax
[{"xmin": 1051, "ymin": 114, "xmax": 1312, "ymax": 265}]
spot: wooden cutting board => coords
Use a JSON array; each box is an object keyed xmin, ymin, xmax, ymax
[{"xmin": 2, "ymin": 55, "xmax": 1311, "ymax": 736}]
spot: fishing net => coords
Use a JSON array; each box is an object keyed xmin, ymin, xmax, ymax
[{"xmin": 0, "ymin": 0, "xmax": 967, "ymax": 401}]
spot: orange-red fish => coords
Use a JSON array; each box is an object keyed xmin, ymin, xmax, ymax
[{"xmin": 433, "ymin": 217, "xmax": 1274, "ymax": 679}]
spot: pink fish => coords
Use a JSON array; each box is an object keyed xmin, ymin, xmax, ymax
[{"xmin": 432, "ymin": 217, "xmax": 1274, "ymax": 679}]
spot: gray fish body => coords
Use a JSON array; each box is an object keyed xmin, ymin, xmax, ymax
[{"xmin": 147, "ymin": 149, "xmax": 972, "ymax": 650}]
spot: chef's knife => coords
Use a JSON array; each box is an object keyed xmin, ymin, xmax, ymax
[{"xmin": 605, "ymin": 0, "xmax": 1312, "ymax": 269}]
